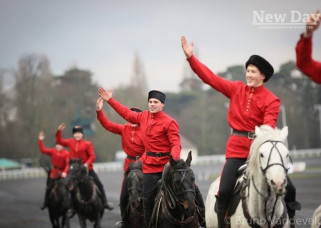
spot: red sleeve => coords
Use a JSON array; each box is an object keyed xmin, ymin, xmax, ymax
[
  {"xmin": 263, "ymin": 96, "xmax": 280, "ymax": 128},
  {"xmin": 96, "ymin": 110, "xmax": 123, "ymax": 135},
  {"xmin": 107, "ymin": 98, "xmax": 142, "ymax": 124},
  {"xmin": 55, "ymin": 130, "xmax": 71, "ymax": 147},
  {"xmin": 167, "ymin": 121, "xmax": 181, "ymax": 160},
  {"xmin": 38, "ymin": 140, "xmax": 54, "ymax": 156},
  {"xmin": 62, "ymin": 151, "xmax": 70, "ymax": 174},
  {"xmin": 187, "ymin": 55, "xmax": 237, "ymax": 98},
  {"xmin": 295, "ymin": 35, "xmax": 321, "ymax": 84},
  {"xmin": 84, "ymin": 142, "xmax": 96, "ymax": 166}
]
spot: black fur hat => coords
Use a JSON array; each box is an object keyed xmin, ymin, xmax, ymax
[
  {"xmin": 72, "ymin": 125, "xmax": 83, "ymax": 134},
  {"xmin": 148, "ymin": 90, "xmax": 166, "ymax": 103},
  {"xmin": 245, "ymin": 55, "xmax": 274, "ymax": 82}
]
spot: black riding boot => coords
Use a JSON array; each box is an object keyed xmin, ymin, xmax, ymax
[
  {"xmin": 215, "ymin": 195, "xmax": 230, "ymax": 228},
  {"xmin": 195, "ymin": 185, "xmax": 206, "ymax": 227},
  {"xmin": 285, "ymin": 176, "xmax": 301, "ymax": 228},
  {"xmin": 115, "ymin": 201, "xmax": 127, "ymax": 228},
  {"xmin": 286, "ymin": 201, "xmax": 301, "ymax": 228},
  {"xmin": 40, "ymin": 187, "xmax": 50, "ymax": 210},
  {"xmin": 100, "ymin": 188, "xmax": 114, "ymax": 210}
]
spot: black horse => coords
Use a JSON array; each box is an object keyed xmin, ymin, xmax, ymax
[
  {"xmin": 150, "ymin": 151, "xmax": 198, "ymax": 228},
  {"xmin": 124, "ymin": 161, "xmax": 144, "ymax": 227},
  {"xmin": 47, "ymin": 178, "xmax": 72, "ymax": 228},
  {"xmin": 67, "ymin": 159, "xmax": 104, "ymax": 228}
]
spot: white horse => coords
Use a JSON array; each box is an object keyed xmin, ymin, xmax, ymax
[
  {"xmin": 206, "ymin": 125, "xmax": 290, "ymax": 228},
  {"xmin": 312, "ymin": 204, "xmax": 321, "ymax": 228}
]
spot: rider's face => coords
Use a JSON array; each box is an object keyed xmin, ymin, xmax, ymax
[
  {"xmin": 245, "ymin": 64, "xmax": 265, "ymax": 87},
  {"xmin": 148, "ymin": 98, "xmax": 164, "ymax": 114},
  {"xmin": 56, "ymin": 144, "xmax": 63, "ymax": 151},
  {"xmin": 73, "ymin": 132, "xmax": 83, "ymax": 141}
]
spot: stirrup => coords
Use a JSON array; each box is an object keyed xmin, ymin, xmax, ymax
[
  {"xmin": 66, "ymin": 208, "xmax": 75, "ymax": 218},
  {"xmin": 105, "ymin": 202, "xmax": 114, "ymax": 210}
]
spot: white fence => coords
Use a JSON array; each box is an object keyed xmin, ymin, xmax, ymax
[{"xmin": 0, "ymin": 148, "xmax": 320, "ymax": 181}]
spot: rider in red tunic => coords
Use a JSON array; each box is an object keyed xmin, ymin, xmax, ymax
[
  {"xmin": 96, "ymin": 97, "xmax": 145, "ymax": 226},
  {"xmin": 56, "ymin": 124, "xmax": 114, "ymax": 211},
  {"xmin": 38, "ymin": 131, "xmax": 69, "ymax": 210},
  {"xmin": 296, "ymin": 10, "xmax": 321, "ymax": 84},
  {"xmin": 98, "ymin": 89, "xmax": 180, "ymax": 227},
  {"xmin": 98, "ymin": 88, "xmax": 206, "ymax": 228},
  {"xmin": 181, "ymin": 36, "xmax": 300, "ymax": 227}
]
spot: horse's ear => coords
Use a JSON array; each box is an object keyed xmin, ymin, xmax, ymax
[
  {"xmin": 170, "ymin": 155, "xmax": 177, "ymax": 166},
  {"xmin": 186, "ymin": 151, "xmax": 192, "ymax": 166},
  {"xmin": 279, "ymin": 126, "xmax": 288, "ymax": 142},
  {"xmin": 255, "ymin": 126, "xmax": 262, "ymax": 137}
]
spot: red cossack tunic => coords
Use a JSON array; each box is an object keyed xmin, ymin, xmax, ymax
[
  {"xmin": 187, "ymin": 55, "xmax": 280, "ymax": 158},
  {"xmin": 96, "ymin": 109, "xmax": 145, "ymax": 172},
  {"xmin": 56, "ymin": 131, "xmax": 96, "ymax": 170},
  {"xmin": 107, "ymin": 98, "xmax": 181, "ymax": 174},
  {"xmin": 296, "ymin": 35, "xmax": 321, "ymax": 84},
  {"xmin": 38, "ymin": 140, "xmax": 70, "ymax": 179}
]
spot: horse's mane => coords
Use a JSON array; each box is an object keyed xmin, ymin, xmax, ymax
[
  {"xmin": 246, "ymin": 125, "xmax": 287, "ymax": 176},
  {"xmin": 125, "ymin": 161, "xmax": 142, "ymax": 175}
]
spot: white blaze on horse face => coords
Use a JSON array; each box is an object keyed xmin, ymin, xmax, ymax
[{"xmin": 259, "ymin": 142, "xmax": 289, "ymax": 195}]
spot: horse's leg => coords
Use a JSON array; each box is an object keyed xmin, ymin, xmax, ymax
[
  {"xmin": 205, "ymin": 178, "xmax": 220, "ymax": 228},
  {"xmin": 93, "ymin": 217, "xmax": 102, "ymax": 228},
  {"xmin": 48, "ymin": 209, "xmax": 57, "ymax": 228},
  {"xmin": 77, "ymin": 214, "xmax": 87, "ymax": 228},
  {"xmin": 62, "ymin": 215, "xmax": 70, "ymax": 228}
]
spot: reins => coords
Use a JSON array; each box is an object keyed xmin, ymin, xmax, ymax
[{"xmin": 240, "ymin": 139, "xmax": 289, "ymax": 228}]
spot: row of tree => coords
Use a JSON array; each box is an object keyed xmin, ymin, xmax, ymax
[{"xmin": 0, "ymin": 53, "xmax": 320, "ymax": 165}]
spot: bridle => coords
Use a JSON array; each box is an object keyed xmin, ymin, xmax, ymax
[
  {"xmin": 127, "ymin": 169, "xmax": 144, "ymax": 216},
  {"xmin": 259, "ymin": 140, "xmax": 290, "ymax": 175},
  {"xmin": 241, "ymin": 139, "xmax": 290, "ymax": 228},
  {"xmin": 128, "ymin": 170, "xmax": 143, "ymax": 194},
  {"xmin": 160, "ymin": 166, "xmax": 197, "ymax": 226},
  {"xmin": 163, "ymin": 167, "xmax": 195, "ymax": 209}
]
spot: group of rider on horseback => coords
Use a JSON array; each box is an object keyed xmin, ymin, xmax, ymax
[
  {"xmin": 38, "ymin": 124, "xmax": 114, "ymax": 215},
  {"xmin": 39, "ymin": 11, "xmax": 321, "ymax": 228}
]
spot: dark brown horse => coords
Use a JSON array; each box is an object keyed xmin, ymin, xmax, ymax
[
  {"xmin": 124, "ymin": 161, "xmax": 144, "ymax": 227},
  {"xmin": 67, "ymin": 160, "xmax": 104, "ymax": 228},
  {"xmin": 47, "ymin": 178, "xmax": 72, "ymax": 228},
  {"xmin": 150, "ymin": 152, "xmax": 198, "ymax": 228}
]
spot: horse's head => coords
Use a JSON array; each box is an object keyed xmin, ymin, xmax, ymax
[
  {"xmin": 246, "ymin": 125, "xmax": 290, "ymax": 196},
  {"xmin": 67, "ymin": 159, "xmax": 87, "ymax": 191},
  {"xmin": 164, "ymin": 151, "xmax": 196, "ymax": 215},
  {"xmin": 126, "ymin": 161, "xmax": 144, "ymax": 211}
]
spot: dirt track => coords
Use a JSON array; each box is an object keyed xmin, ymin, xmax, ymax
[{"xmin": 0, "ymin": 159, "xmax": 320, "ymax": 228}]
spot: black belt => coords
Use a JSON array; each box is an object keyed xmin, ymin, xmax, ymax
[
  {"xmin": 231, "ymin": 129, "xmax": 255, "ymax": 139},
  {"xmin": 127, "ymin": 155, "xmax": 141, "ymax": 161},
  {"xmin": 53, "ymin": 165, "xmax": 63, "ymax": 171},
  {"xmin": 146, "ymin": 151, "xmax": 171, "ymax": 158}
]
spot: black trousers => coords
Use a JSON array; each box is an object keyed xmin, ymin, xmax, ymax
[
  {"xmin": 218, "ymin": 158, "xmax": 247, "ymax": 198},
  {"xmin": 218, "ymin": 158, "xmax": 297, "ymax": 204},
  {"xmin": 88, "ymin": 169, "xmax": 108, "ymax": 204},
  {"xmin": 143, "ymin": 172, "xmax": 162, "ymax": 227},
  {"xmin": 44, "ymin": 177, "xmax": 57, "ymax": 204}
]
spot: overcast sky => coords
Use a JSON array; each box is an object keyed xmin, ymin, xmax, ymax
[{"xmin": 1, "ymin": 0, "xmax": 320, "ymax": 92}]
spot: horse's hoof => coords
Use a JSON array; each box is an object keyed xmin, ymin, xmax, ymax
[
  {"xmin": 105, "ymin": 202, "xmax": 114, "ymax": 210},
  {"xmin": 114, "ymin": 221, "xmax": 124, "ymax": 228},
  {"xmin": 66, "ymin": 209, "xmax": 75, "ymax": 218}
]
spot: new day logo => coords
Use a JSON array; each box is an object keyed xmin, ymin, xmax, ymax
[{"xmin": 252, "ymin": 10, "xmax": 318, "ymax": 29}]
